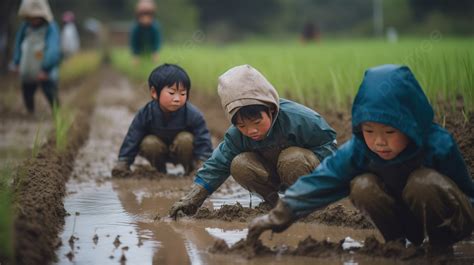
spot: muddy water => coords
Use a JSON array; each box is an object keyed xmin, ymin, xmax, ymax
[{"xmin": 55, "ymin": 73, "xmax": 474, "ymax": 265}]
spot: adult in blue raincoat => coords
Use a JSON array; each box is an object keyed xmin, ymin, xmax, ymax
[
  {"xmin": 169, "ymin": 64, "xmax": 337, "ymax": 218},
  {"xmin": 248, "ymin": 64, "xmax": 474, "ymax": 248}
]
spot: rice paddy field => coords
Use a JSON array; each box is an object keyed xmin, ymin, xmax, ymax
[{"xmin": 111, "ymin": 37, "xmax": 474, "ymax": 113}]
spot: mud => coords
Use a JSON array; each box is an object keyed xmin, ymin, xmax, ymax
[
  {"xmin": 10, "ymin": 73, "xmax": 99, "ymax": 265},
  {"xmin": 4, "ymin": 67, "xmax": 473, "ymax": 265},
  {"xmin": 210, "ymin": 235, "xmax": 467, "ymax": 264}
]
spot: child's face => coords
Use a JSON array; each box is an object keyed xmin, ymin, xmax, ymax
[
  {"xmin": 361, "ymin": 122, "xmax": 409, "ymax": 160},
  {"xmin": 235, "ymin": 111, "xmax": 272, "ymax": 141},
  {"xmin": 151, "ymin": 83, "xmax": 187, "ymax": 113},
  {"xmin": 137, "ymin": 13, "xmax": 153, "ymax": 26},
  {"xmin": 27, "ymin": 17, "xmax": 45, "ymax": 27}
]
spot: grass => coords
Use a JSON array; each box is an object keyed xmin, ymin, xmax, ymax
[
  {"xmin": 0, "ymin": 165, "xmax": 13, "ymax": 262},
  {"xmin": 60, "ymin": 51, "xmax": 103, "ymax": 83},
  {"xmin": 111, "ymin": 37, "xmax": 474, "ymax": 112},
  {"xmin": 52, "ymin": 103, "xmax": 73, "ymax": 153}
]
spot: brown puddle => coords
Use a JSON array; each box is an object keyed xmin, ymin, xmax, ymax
[{"xmin": 54, "ymin": 73, "xmax": 474, "ymax": 265}]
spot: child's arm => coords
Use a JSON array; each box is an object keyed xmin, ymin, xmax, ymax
[
  {"xmin": 152, "ymin": 20, "xmax": 162, "ymax": 52},
  {"xmin": 189, "ymin": 108, "xmax": 213, "ymax": 162},
  {"xmin": 248, "ymin": 140, "xmax": 362, "ymax": 240},
  {"xmin": 283, "ymin": 139, "xmax": 362, "ymax": 218},
  {"xmin": 41, "ymin": 22, "xmax": 61, "ymax": 72},
  {"xmin": 435, "ymin": 135, "xmax": 474, "ymax": 202},
  {"xmin": 129, "ymin": 23, "xmax": 140, "ymax": 56},
  {"xmin": 117, "ymin": 111, "xmax": 147, "ymax": 165},
  {"xmin": 294, "ymin": 112, "xmax": 337, "ymax": 160},
  {"xmin": 194, "ymin": 129, "xmax": 242, "ymax": 193},
  {"xmin": 12, "ymin": 23, "xmax": 28, "ymax": 66}
]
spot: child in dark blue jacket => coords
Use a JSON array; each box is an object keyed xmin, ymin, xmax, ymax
[
  {"xmin": 249, "ymin": 64, "xmax": 474, "ymax": 248},
  {"xmin": 13, "ymin": 0, "xmax": 61, "ymax": 113},
  {"xmin": 112, "ymin": 64, "xmax": 213, "ymax": 177}
]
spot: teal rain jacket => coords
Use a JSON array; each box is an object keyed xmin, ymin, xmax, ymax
[
  {"xmin": 195, "ymin": 98, "xmax": 337, "ymax": 193},
  {"xmin": 283, "ymin": 64, "xmax": 474, "ymax": 217}
]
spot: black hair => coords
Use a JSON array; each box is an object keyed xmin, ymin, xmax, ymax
[
  {"xmin": 231, "ymin": 105, "xmax": 270, "ymax": 125},
  {"xmin": 148, "ymin": 63, "xmax": 191, "ymax": 98}
]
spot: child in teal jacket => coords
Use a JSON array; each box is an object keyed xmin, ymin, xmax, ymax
[
  {"xmin": 248, "ymin": 64, "xmax": 473, "ymax": 248},
  {"xmin": 169, "ymin": 65, "xmax": 337, "ymax": 217}
]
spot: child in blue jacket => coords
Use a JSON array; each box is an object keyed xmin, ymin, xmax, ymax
[
  {"xmin": 112, "ymin": 64, "xmax": 213, "ymax": 177},
  {"xmin": 13, "ymin": 0, "xmax": 61, "ymax": 113},
  {"xmin": 249, "ymin": 64, "xmax": 474, "ymax": 248},
  {"xmin": 129, "ymin": 0, "xmax": 162, "ymax": 64},
  {"xmin": 169, "ymin": 65, "xmax": 337, "ymax": 217}
]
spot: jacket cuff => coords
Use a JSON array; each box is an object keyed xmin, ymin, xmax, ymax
[{"xmin": 194, "ymin": 177, "xmax": 213, "ymax": 194}]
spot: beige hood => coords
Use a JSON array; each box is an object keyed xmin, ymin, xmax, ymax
[
  {"xmin": 18, "ymin": 0, "xmax": 53, "ymax": 22},
  {"xmin": 217, "ymin": 65, "xmax": 280, "ymax": 122}
]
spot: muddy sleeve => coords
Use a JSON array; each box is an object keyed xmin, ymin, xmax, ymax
[
  {"xmin": 194, "ymin": 131, "xmax": 242, "ymax": 193},
  {"xmin": 42, "ymin": 22, "xmax": 61, "ymax": 71},
  {"xmin": 436, "ymin": 139, "xmax": 474, "ymax": 203},
  {"xmin": 190, "ymin": 111, "xmax": 213, "ymax": 161},
  {"xmin": 283, "ymin": 140, "xmax": 362, "ymax": 218},
  {"xmin": 118, "ymin": 111, "xmax": 147, "ymax": 165}
]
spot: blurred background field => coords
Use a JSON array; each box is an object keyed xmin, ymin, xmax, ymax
[{"xmin": 111, "ymin": 38, "xmax": 474, "ymax": 112}]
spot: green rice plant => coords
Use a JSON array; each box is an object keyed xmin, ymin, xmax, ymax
[
  {"xmin": 111, "ymin": 38, "xmax": 474, "ymax": 113},
  {"xmin": 31, "ymin": 119, "xmax": 45, "ymax": 159},
  {"xmin": 60, "ymin": 51, "xmax": 103, "ymax": 82},
  {"xmin": 52, "ymin": 103, "xmax": 73, "ymax": 153},
  {"xmin": 0, "ymin": 165, "xmax": 13, "ymax": 261}
]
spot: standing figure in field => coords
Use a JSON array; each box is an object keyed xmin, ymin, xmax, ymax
[
  {"xmin": 112, "ymin": 64, "xmax": 213, "ymax": 177},
  {"xmin": 12, "ymin": 0, "xmax": 61, "ymax": 114},
  {"xmin": 248, "ymin": 65, "xmax": 474, "ymax": 250},
  {"xmin": 300, "ymin": 21, "xmax": 320, "ymax": 43},
  {"xmin": 60, "ymin": 11, "xmax": 80, "ymax": 59},
  {"xmin": 129, "ymin": 0, "xmax": 162, "ymax": 64},
  {"xmin": 169, "ymin": 64, "xmax": 337, "ymax": 218}
]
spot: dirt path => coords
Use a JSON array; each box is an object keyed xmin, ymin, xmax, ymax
[{"xmin": 50, "ymin": 70, "xmax": 473, "ymax": 265}]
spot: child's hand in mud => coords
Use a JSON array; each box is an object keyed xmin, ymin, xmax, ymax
[
  {"xmin": 247, "ymin": 200, "xmax": 295, "ymax": 243},
  {"xmin": 111, "ymin": 161, "xmax": 131, "ymax": 178},
  {"xmin": 169, "ymin": 184, "xmax": 209, "ymax": 219}
]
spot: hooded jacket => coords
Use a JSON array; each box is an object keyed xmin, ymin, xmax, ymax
[
  {"xmin": 13, "ymin": 0, "xmax": 60, "ymax": 81},
  {"xmin": 194, "ymin": 65, "xmax": 337, "ymax": 193},
  {"xmin": 118, "ymin": 100, "xmax": 213, "ymax": 164},
  {"xmin": 283, "ymin": 64, "xmax": 474, "ymax": 218},
  {"xmin": 129, "ymin": 19, "xmax": 162, "ymax": 55}
]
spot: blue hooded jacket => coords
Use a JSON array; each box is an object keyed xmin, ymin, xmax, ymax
[
  {"xmin": 283, "ymin": 64, "xmax": 474, "ymax": 217},
  {"xmin": 118, "ymin": 100, "xmax": 213, "ymax": 164},
  {"xmin": 13, "ymin": 21, "xmax": 61, "ymax": 81},
  {"xmin": 129, "ymin": 20, "xmax": 162, "ymax": 55}
]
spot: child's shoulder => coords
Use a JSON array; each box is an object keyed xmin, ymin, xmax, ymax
[
  {"xmin": 424, "ymin": 123, "xmax": 457, "ymax": 156},
  {"xmin": 278, "ymin": 98, "xmax": 321, "ymax": 120}
]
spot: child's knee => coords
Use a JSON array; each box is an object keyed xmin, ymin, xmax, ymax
[
  {"xmin": 403, "ymin": 168, "xmax": 448, "ymax": 202},
  {"xmin": 231, "ymin": 152, "xmax": 269, "ymax": 184},
  {"xmin": 139, "ymin": 135, "xmax": 167, "ymax": 156},
  {"xmin": 350, "ymin": 173, "xmax": 381, "ymax": 204},
  {"xmin": 174, "ymin": 132, "xmax": 194, "ymax": 146},
  {"xmin": 277, "ymin": 147, "xmax": 319, "ymax": 185}
]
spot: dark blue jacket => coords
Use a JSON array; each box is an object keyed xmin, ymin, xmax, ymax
[
  {"xmin": 118, "ymin": 100, "xmax": 213, "ymax": 164},
  {"xmin": 129, "ymin": 20, "xmax": 162, "ymax": 55},
  {"xmin": 13, "ymin": 21, "xmax": 61, "ymax": 80},
  {"xmin": 195, "ymin": 99, "xmax": 337, "ymax": 193},
  {"xmin": 283, "ymin": 65, "xmax": 474, "ymax": 217}
]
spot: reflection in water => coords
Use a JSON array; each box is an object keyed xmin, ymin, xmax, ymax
[
  {"xmin": 205, "ymin": 227, "xmax": 247, "ymax": 246},
  {"xmin": 55, "ymin": 181, "xmax": 158, "ymax": 265}
]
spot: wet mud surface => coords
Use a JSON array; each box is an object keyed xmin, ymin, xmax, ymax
[
  {"xmin": 3, "ymin": 69, "xmax": 473, "ymax": 264},
  {"xmin": 8, "ymin": 74, "xmax": 99, "ymax": 265}
]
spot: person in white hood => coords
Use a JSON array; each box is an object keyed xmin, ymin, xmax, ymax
[{"xmin": 170, "ymin": 64, "xmax": 337, "ymax": 218}]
